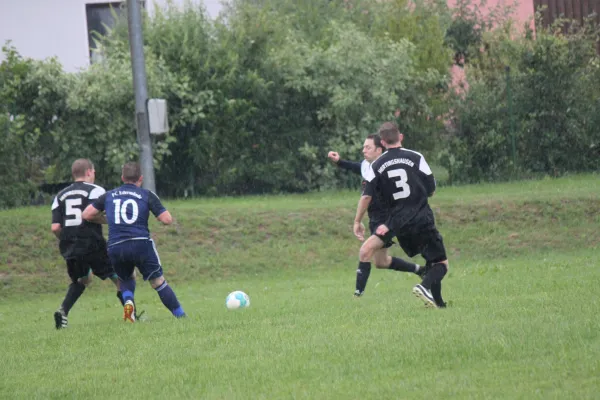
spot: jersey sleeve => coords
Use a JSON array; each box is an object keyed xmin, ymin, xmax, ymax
[
  {"xmin": 362, "ymin": 164, "xmax": 378, "ymax": 197},
  {"xmin": 417, "ymin": 155, "xmax": 436, "ymax": 196},
  {"xmin": 89, "ymin": 186, "xmax": 106, "ymax": 200},
  {"xmin": 148, "ymin": 191, "xmax": 167, "ymax": 217},
  {"xmin": 363, "ymin": 181, "xmax": 376, "ymax": 197},
  {"xmin": 91, "ymin": 193, "xmax": 108, "ymax": 211},
  {"xmin": 51, "ymin": 196, "xmax": 62, "ymax": 225},
  {"xmin": 337, "ymin": 159, "xmax": 362, "ymax": 175}
]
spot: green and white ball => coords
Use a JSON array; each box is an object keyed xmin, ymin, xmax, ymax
[{"xmin": 226, "ymin": 291, "xmax": 250, "ymax": 310}]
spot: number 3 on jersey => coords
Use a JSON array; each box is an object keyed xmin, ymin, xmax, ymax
[
  {"xmin": 388, "ymin": 169, "xmax": 411, "ymax": 199},
  {"xmin": 113, "ymin": 199, "xmax": 139, "ymax": 224}
]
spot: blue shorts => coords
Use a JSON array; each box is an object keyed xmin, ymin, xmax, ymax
[{"xmin": 108, "ymin": 239, "xmax": 163, "ymax": 281}]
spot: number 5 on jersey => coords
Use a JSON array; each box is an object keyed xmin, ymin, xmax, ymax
[
  {"xmin": 113, "ymin": 199, "xmax": 139, "ymax": 224},
  {"xmin": 388, "ymin": 169, "xmax": 411, "ymax": 199},
  {"xmin": 65, "ymin": 198, "xmax": 83, "ymax": 226}
]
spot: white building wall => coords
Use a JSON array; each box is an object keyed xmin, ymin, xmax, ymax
[{"xmin": 0, "ymin": 0, "xmax": 223, "ymax": 72}]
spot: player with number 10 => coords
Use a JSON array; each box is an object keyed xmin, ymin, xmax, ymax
[{"xmin": 83, "ymin": 162, "xmax": 186, "ymax": 321}]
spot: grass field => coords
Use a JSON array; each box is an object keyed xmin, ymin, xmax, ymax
[{"xmin": 1, "ymin": 174, "xmax": 600, "ymax": 399}]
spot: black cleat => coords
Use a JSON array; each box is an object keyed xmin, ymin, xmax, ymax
[
  {"xmin": 353, "ymin": 290, "xmax": 364, "ymax": 298},
  {"xmin": 54, "ymin": 310, "xmax": 68, "ymax": 329},
  {"xmin": 135, "ymin": 310, "xmax": 146, "ymax": 320}
]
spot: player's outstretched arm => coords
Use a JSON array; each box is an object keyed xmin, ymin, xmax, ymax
[
  {"xmin": 157, "ymin": 211, "xmax": 173, "ymax": 225},
  {"xmin": 82, "ymin": 204, "xmax": 102, "ymax": 222},
  {"xmin": 83, "ymin": 192, "xmax": 107, "ymax": 222},
  {"xmin": 148, "ymin": 191, "xmax": 171, "ymax": 225},
  {"xmin": 328, "ymin": 151, "xmax": 362, "ymax": 175},
  {"xmin": 338, "ymin": 159, "xmax": 362, "ymax": 175},
  {"xmin": 94, "ymin": 212, "xmax": 108, "ymax": 224}
]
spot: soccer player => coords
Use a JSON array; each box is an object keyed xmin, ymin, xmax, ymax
[
  {"xmin": 328, "ymin": 134, "xmax": 426, "ymax": 298},
  {"xmin": 354, "ymin": 122, "xmax": 448, "ymax": 308},
  {"xmin": 82, "ymin": 162, "xmax": 185, "ymax": 321},
  {"xmin": 51, "ymin": 159, "xmax": 126, "ymax": 329}
]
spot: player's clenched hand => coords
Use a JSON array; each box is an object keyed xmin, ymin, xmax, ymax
[
  {"xmin": 353, "ymin": 221, "xmax": 365, "ymax": 241},
  {"xmin": 375, "ymin": 224, "xmax": 389, "ymax": 236},
  {"xmin": 327, "ymin": 151, "xmax": 340, "ymax": 163}
]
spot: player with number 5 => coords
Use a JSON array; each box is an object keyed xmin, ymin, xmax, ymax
[
  {"xmin": 354, "ymin": 122, "xmax": 449, "ymax": 308},
  {"xmin": 51, "ymin": 159, "xmax": 129, "ymax": 329},
  {"xmin": 83, "ymin": 162, "xmax": 186, "ymax": 321}
]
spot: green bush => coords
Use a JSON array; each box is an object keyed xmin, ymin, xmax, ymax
[{"xmin": 441, "ymin": 13, "xmax": 600, "ymax": 183}]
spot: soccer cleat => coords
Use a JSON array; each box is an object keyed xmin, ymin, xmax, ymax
[
  {"xmin": 353, "ymin": 290, "xmax": 364, "ymax": 298},
  {"xmin": 135, "ymin": 309, "xmax": 146, "ymax": 321},
  {"xmin": 54, "ymin": 309, "xmax": 68, "ymax": 329},
  {"xmin": 123, "ymin": 300, "xmax": 136, "ymax": 323},
  {"xmin": 412, "ymin": 284, "xmax": 438, "ymax": 308}
]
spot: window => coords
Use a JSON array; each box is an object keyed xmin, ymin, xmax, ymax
[{"xmin": 85, "ymin": 2, "xmax": 124, "ymax": 63}]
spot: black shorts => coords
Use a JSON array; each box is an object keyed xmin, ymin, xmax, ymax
[
  {"xmin": 376, "ymin": 217, "xmax": 446, "ymax": 263},
  {"xmin": 65, "ymin": 249, "xmax": 116, "ymax": 283},
  {"xmin": 369, "ymin": 219, "xmax": 394, "ymax": 249},
  {"xmin": 396, "ymin": 228, "xmax": 446, "ymax": 264}
]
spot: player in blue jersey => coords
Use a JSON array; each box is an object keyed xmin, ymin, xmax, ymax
[{"xmin": 83, "ymin": 162, "xmax": 185, "ymax": 322}]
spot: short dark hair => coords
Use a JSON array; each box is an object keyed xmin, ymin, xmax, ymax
[
  {"xmin": 122, "ymin": 162, "xmax": 142, "ymax": 183},
  {"xmin": 71, "ymin": 159, "xmax": 94, "ymax": 179},
  {"xmin": 378, "ymin": 122, "xmax": 401, "ymax": 145},
  {"xmin": 366, "ymin": 133, "xmax": 383, "ymax": 149}
]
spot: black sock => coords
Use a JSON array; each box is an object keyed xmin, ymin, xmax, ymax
[
  {"xmin": 421, "ymin": 263, "xmax": 448, "ymax": 290},
  {"xmin": 389, "ymin": 257, "xmax": 419, "ymax": 273},
  {"xmin": 355, "ymin": 262, "xmax": 371, "ymax": 295},
  {"xmin": 116, "ymin": 291, "xmax": 125, "ymax": 306},
  {"xmin": 61, "ymin": 282, "xmax": 86, "ymax": 315},
  {"xmin": 431, "ymin": 282, "xmax": 446, "ymax": 307}
]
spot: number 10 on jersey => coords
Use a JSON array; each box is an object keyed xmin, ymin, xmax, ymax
[{"xmin": 113, "ymin": 199, "xmax": 139, "ymax": 224}]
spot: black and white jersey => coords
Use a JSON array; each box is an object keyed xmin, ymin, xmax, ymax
[
  {"xmin": 364, "ymin": 147, "xmax": 436, "ymax": 229},
  {"xmin": 337, "ymin": 159, "xmax": 388, "ymax": 222},
  {"xmin": 51, "ymin": 182, "xmax": 107, "ymax": 259}
]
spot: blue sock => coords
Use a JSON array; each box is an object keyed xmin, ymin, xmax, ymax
[
  {"xmin": 155, "ymin": 281, "xmax": 185, "ymax": 317},
  {"xmin": 119, "ymin": 278, "xmax": 136, "ymax": 303}
]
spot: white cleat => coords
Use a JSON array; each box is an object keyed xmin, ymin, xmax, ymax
[
  {"xmin": 412, "ymin": 284, "xmax": 438, "ymax": 308},
  {"xmin": 123, "ymin": 300, "xmax": 136, "ymax": 323}
]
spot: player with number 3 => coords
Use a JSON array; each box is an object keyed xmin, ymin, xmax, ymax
[
  {"xmin": 83, "ymin": 162, "xmax": 186, "ymax": 321},
  {"xmin": 354, "ymin": 122, "xmax": 449, "ymax": 308}
]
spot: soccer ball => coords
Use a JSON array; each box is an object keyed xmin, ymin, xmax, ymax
[{"xmin": 225, "ymin": 291, "xmax": 250, "ymax": 310}]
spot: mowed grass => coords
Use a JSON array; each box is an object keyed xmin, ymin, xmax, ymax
[{"xmin": 1, "ymin": 174, "xmax": 600, "ymax": 399}]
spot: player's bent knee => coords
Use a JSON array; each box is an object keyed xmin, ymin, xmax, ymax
[
  {"xmin": 78, "ymin": 276, "xmax": 92, "ymax": 286},
  {"xmin": 359, "ymin": 245, "xmax": 376, "ymax": 262},
  {"xmin": 149, "ymin": 275, "xmax": 165, "ymax": 289},
  {"xmin": 437, "ymin": 260, "xmax": 449, "ymax": 270},
  {"xmin": 433, "ymin": 262, "xmax": 449, "ymax": 277},
  {"xmin": 359, "ymin": 236, "xmax": 385, "ymax": 262},
  {"xmin": 373, "ymin": 253, "xmax": 391, "ymax": 269}
]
